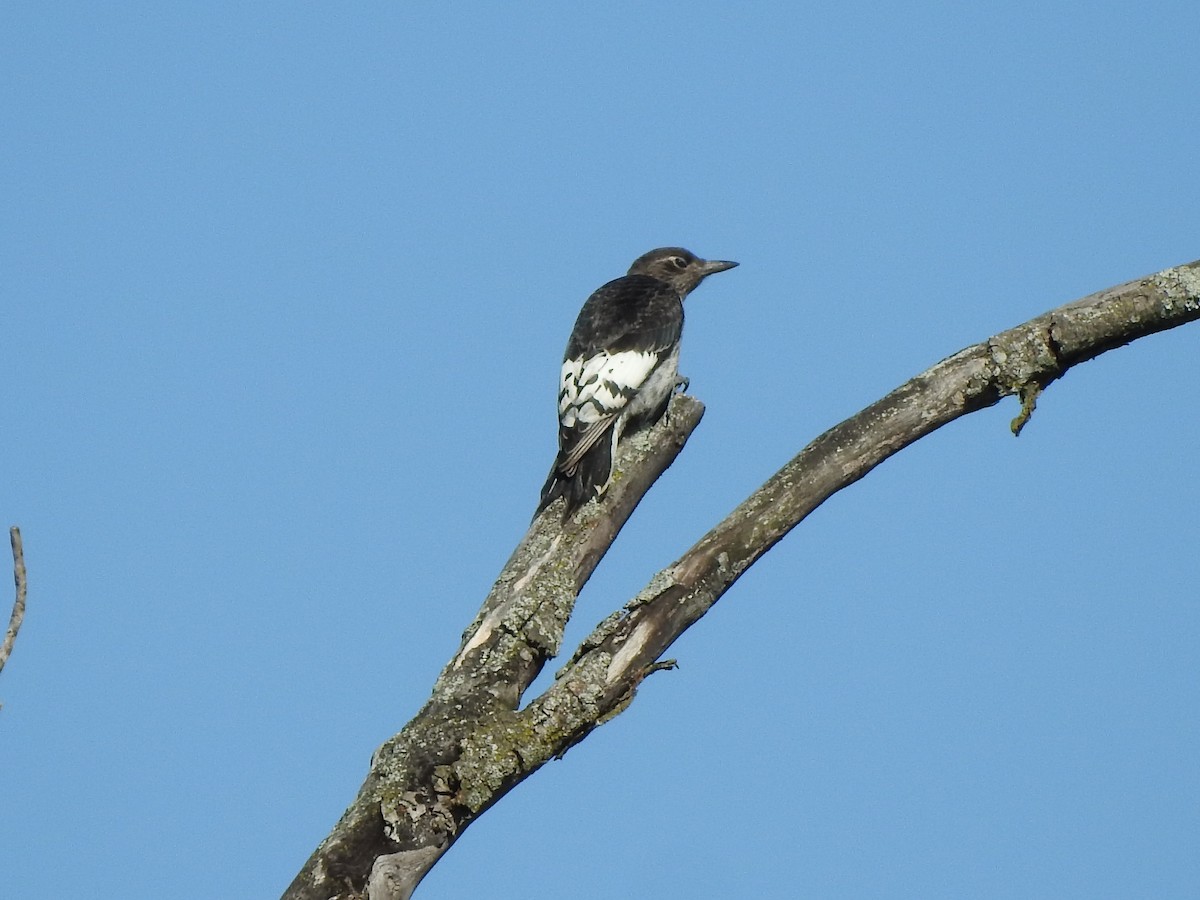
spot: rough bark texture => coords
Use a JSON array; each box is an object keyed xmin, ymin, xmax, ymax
[
  {"xmin": 283, "ymin": 260, "xmax": 1200, "ymax": 900},
  {"xmin": 284, "ymin": 401, "xmax": 706, "ymax": 900}
]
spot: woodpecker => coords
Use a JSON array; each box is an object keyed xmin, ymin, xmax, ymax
[{"xmin": 536, "ymin": 247, "xmax": 738, "ymax": 519}]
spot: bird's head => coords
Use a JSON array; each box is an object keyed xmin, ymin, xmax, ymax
[{"xmin": 627, "ymin": 247, "xmax": 738, "ymax": 298}]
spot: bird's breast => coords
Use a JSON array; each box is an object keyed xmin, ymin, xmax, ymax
[{"xmin": 619, "ymin": 346, "xmax": 679, "ymax": 423}]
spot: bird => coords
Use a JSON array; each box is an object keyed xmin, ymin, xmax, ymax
[{"xmin": 536, "ymin": 247, "xmax": 738, "ymax": 520}]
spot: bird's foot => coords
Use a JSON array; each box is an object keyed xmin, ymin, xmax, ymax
[{"xmin": 657, "ymin": 376, "xmax": 690, "ymax": 426}]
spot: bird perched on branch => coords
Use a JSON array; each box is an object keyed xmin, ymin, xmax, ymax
[{"xmin": 536, "ymin": 247, "xmax": 738, "ymax": 519}]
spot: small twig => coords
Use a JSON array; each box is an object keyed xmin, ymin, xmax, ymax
[
  {"xmin": 0, "ymin": 526, "xmax": 27, "ymax": 676},
  {"xmin": 642, "ymin": 658, "xmax": 678, "ymax": 678},
  {"xmin": 1010, "ymin": 381, "xmax": 1043, "ymax": 436}
]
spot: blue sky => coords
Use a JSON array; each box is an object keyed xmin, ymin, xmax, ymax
[{"xmin": 2, "ymin": 3, "xmax": 1197, "ymax": 897}]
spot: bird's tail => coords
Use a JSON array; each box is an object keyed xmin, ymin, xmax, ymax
[{"xmin": 534, "ymin": 437, "xmax": 615, "ymax": 522}]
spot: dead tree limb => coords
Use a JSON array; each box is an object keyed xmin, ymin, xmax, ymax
[
  {"xmin": 284, "ymin": 259, "xmax": 1200, "ymax": 900},
  {"xmin": 0, "ymin": 527, "xmax": 27, "ymax": 679}
]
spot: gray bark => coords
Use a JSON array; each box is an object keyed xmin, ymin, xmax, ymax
[
  {"xmin": 0, "ymin": 527, "xmax": 27, "ymax": 679},
  {"xmin": 283, "ymin": 260, "xmax": 1200, "ymax": 900}
]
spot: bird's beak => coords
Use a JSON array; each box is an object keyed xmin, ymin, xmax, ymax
[{"xmin": 701, "ymin": 258, "xmax": 738, "ymax": 276}]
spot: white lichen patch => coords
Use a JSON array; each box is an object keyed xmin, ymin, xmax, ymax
[{"xmin": 1154, "ymin": 265, "xmax": 1200, "ymax": 307}]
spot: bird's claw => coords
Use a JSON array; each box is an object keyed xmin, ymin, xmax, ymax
[{"xmin": 674, "ymin": 375, "xmax": 690, "ymax": 394}]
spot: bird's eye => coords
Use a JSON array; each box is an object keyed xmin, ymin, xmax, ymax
[{"xmin": 670, "ymin": 256, "xmax": 688, "ymax": 270}]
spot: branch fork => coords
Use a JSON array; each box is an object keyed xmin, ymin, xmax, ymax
[{"xmin": 285, "ymin": 259, "xmax": 1200, "ymax": 900}]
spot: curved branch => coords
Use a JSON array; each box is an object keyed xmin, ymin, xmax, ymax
[
  {"xmin": 559, "ymin": 260, "xmax": 1200, "ymax": 714},
  {"xmin": 0, "ymin": 526, "xmax": 27, "ymax": 678},
  {"xmin": 283, "ymin": 259, "xmax": 1199, "ymax": 899}
]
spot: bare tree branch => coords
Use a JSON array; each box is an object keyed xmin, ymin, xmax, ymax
[
  {"xmin": 285, "ymin": 402, "xmax": 706, "ymax": 900},
  {"xmin": 0, "ymin": 526, "xmax": 27, "ymax": 678},
  {"xmin": 559, "ymin": 261, "xmax": 1200, "ymax": 715},
  {"xmin": 284, "ymin": 259, "xmax": 1200, "ymax": 900}
]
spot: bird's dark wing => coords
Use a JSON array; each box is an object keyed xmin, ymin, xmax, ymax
[
  {"xmin": 564, "ymin": 275, "xmax": 684, "ymax": 359},
  {"xmin": 556, "ymin": 275, "xmax": 683, "ymax": 461}
]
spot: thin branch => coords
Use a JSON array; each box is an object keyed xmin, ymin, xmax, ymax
[
  {"xmin": 435, "ymin": 396, "xmax": 705, "ymax": 710},
  {"xmin": 284, "ymin": 259, "xmax": 1200, "ymax": 900},
  {"xmin": 0, "ymin": 526, "xmax": 27, "ymax": 677}
]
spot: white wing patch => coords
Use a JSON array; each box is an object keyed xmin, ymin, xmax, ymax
[{"xmin": 559, "ymin": 350, "xmax": 658, "ymax": 428}]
